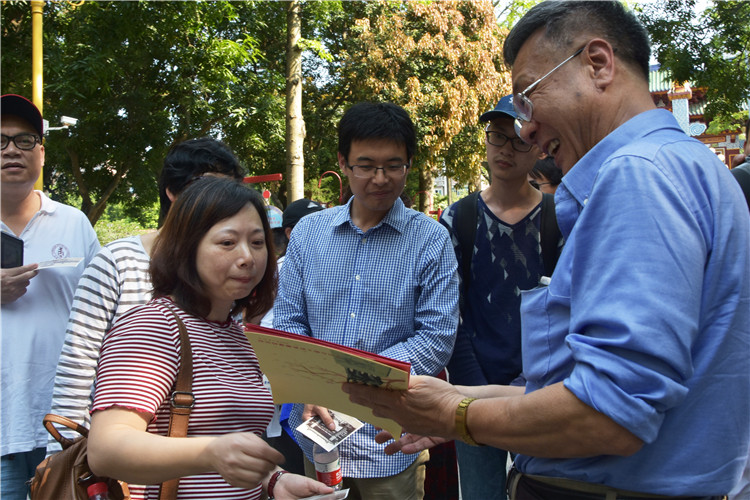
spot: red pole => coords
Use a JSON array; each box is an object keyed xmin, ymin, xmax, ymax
[{"xmin": 318, "ymin": 171, "xmax": 343, "ymax": 204}]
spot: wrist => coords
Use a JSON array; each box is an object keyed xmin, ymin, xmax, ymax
[
  {"xmin": 267, "ymin": 469, "xmax": 287, "ymax": 499},
  {"xmin": 455, "ymin": 397, "xmax": 483, "ymax": 446}
]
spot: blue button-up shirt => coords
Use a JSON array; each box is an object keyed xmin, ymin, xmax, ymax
[
  {"xmin": 516, "ymin": 109, "xmax": 750, "ymax": 496},
  {"xmin": 274, "ymin": 197, "xmax": 459, "ymax": 478}
]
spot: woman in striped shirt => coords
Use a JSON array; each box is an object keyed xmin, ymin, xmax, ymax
[
  {"xmin": 48, "ymin": 138, "xmax": 247, "ymax": 453},
  {"xmin": 87, "ymin": 177, "xmax": 331, "ymax": 499}
]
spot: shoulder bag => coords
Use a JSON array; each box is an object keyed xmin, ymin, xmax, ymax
[{"xmin": 30, "ymin": 308, "xmax": 194, "ymax": 500}]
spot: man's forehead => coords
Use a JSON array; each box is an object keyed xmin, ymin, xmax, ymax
[
  {"xmin": 1, "ymin": 114, "xmax": 38, "ymax": 134},
  {"xmin": 349, "ymin": 138, "xmax": 407, "ymax": 159},
  {"xmin": 486, "ymin": 116, "xmax": 515, "ymax": 133},
  {"xmin": 510, "ymin": 31, "xmax": 557, "ymax": 93}
]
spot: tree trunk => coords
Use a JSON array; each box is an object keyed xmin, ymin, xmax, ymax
[
  {"xmin": 285, "ymin": 0, "xmax": 305, "ymax": 203},
  {"xmin": 418, "ymin": 166, "xmax": 435, "ymax": 214}
]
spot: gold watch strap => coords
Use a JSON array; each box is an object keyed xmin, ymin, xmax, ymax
[{"xmin": 455, "ymin": 396, "xmax": 482, "ymax": 446}]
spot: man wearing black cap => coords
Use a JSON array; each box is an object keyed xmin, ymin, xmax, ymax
[
  {"xmin": 260, "ymin": 198, "xmax": 324, "ymax": 329},
  {"xmin": 1, "ymin": 94, "xmax": 100, "ymax": 499},
  {"xmin": 439, "ymin": 94, "xmax": 561, "ymax": 500}
]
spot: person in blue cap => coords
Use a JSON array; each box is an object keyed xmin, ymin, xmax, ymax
[{"xmin": 438, "ymin": 94, "xmax": 562, "ymax": 500}]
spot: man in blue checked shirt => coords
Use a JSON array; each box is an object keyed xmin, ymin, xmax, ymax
[{"xmin": 273, "ymin": 101, "xmax": 459, "ymax": 499}]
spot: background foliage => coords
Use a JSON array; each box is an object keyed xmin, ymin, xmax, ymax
[
  {"xmin": 2, "ymin": 0, "xmax": 747, "ymax": 238},
  {"xmin": 2, "ymin": 0, "xmax": 506, "ymax": 224},
  {"xmin": 637, "ymin": 0, "xmax": 750, "ymax": 131}
]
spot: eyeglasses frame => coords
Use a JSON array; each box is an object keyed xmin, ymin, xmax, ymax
[
  {"xmin": 513, "ymin": 44, "xmax": 586, "ymax": 134},
  {"xmin": 1, "ymin": 133, "xmax": 43, "ymax": 151},
  {"xmin": 484, "ymin": 124, "xmax": 533, "ymax": 153},
  {"xmin": 345, "ymin": 162, "xmax": 410, "ymax": 179}
]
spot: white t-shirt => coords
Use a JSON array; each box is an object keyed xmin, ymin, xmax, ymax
[{"xmin": 1, "ymin": 191, "xmax": 100, "ymax": 456}]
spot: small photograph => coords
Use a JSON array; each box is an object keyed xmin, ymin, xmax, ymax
[
  {"xmin": 296, "ymin": 409, "xmax": 364, "ymax": 451},
  {"xmin": 299, "ymin": 489, "xmax": 350, "ymax": 500}
]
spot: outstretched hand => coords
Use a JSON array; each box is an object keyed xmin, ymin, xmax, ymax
[
  {"xmin": 373, "ymin": 429, "xmax": 450, "ymax": 456},
  {"xmin": 343, "ymin": 374, "xmax": 464, "ymax": 439}
]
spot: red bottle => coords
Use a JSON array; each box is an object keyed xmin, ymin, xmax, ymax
[{"xmin": 87, "ymin": 481, "xmax": 111, "ymax": 500}]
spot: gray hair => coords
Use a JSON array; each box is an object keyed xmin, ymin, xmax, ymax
[{"xmin": 503, "ymin": 1, "xmax": 651, "ymax": 81}]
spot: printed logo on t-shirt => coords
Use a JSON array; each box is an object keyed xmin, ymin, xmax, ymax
[{"xmin": 51, "ymin": 244, "xmax": 70, "ymax": 259}]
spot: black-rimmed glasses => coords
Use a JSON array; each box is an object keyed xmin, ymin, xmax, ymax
[
  {"xmin": 529, "ymin": 180, "xmax": 551, "ymax": 189},
  {"xmin": 513, "ymin": 45, "xmax": 586, "ymax": 129},
  {"xmin": 346, "ymin": 162, "xmax": 409, "ymax": 179},
  {"xmin": 1, "ymin": 133, "xmax": 42, "ymax": 151},
  {"xmin": 485, "ymin": 127, "xmax": 532, "ymax": 153}
]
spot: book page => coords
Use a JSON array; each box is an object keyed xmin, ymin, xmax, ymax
[{"xmin": 245, "ymin": 326, "xmax": 409, "ymax": 439}]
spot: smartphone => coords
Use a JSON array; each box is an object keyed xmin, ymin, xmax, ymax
[{"xmin": 1, "ymin": 232, "xmax": 24, "ymax": 268}]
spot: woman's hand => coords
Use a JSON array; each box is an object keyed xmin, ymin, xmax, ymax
[
  {"xmin": 269, "ymin": 472, "xmax": 334, "ymax": 499},
  {"xmin": 205, "ymin": 432, "xmax": 285, "ymax": 489}
]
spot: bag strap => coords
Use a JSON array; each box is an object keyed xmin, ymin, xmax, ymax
[
  {"xmin": 159, "ymin": 306, "xmax": 195, "ymax": 500},
  {"xmin": 42, "ymin": 413, "xmax": 88, "ymax": 449},
  {"xmin": 540, "ymin": 192, "xmax": 562, "ymax": 277},
  {"xmin": 445, "ymin": 191, "xmax": 480, "ymax": 309}
]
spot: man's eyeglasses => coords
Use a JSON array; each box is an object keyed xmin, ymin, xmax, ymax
[
  {"xmin": 513, "ymin": 45, "xmax": 586, "ymax": 135},
  {"xmin": 529, "ymin": 180, "xmax": 551, "ymax": 189},
  {"xmin": 1, "ymin": 133, "xmax": 42, "ymax": 151},
  {"xmin": 485, "ymin": 128, "xmax": 532, "ymax": 153},
  {"xmin": 346, "ymin": 162, "xmax": 409, "ymax": 179}
]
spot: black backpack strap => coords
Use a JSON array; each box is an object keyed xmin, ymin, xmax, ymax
[
  {"xmin": 453, "ymin": 191, "xmax": 480, "ymax": 295},
  {"xmin": 540, "ymin": 192, "xmax": 562, "ymax": 277},
  {"xmin": 731, "ymin": 163, "xmax": 750, "ymax": 209},
  {"xmin": 441, "ymin": 191, "xmax": 479, "ymax": 314}
]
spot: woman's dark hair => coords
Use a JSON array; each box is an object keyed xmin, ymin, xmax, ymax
[
  {"xmin": 530, "ymin": 157, "xmax": 563, "ymax": 186},
  {"xmin": 157, "ymin": 137, "xmax": 245, "ymax": 226},
  {"xmin": 338, "ymin": 102, "xmax": 417, "ymax": 162},
  {"xmin": 150, "ymin": 177, "xmax": 277, "ymax": 320},
  {"xmin": 503, "ymin": 1, "xmax": 651, "ymax": 81}
]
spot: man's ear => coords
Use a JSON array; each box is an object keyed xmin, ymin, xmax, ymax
[
  {"xmin": 338, "ymin": 152, "xmax": 348, "ymax": 178},
  {"xmin": 585, "ymin": 38, "xmax": 615, "ymax": 90}
]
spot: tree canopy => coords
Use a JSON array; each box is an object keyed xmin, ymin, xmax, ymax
[
  {"xmin": 637, "ymin": 0, "xmax": 750, "ymax": 130},
  {"xmin": 2, "ymin": 1, "xmax": 287, "ymax": 223},
  {"xmin": 2, "ymin": 0, "xmax": 507, "ymax": 219}
]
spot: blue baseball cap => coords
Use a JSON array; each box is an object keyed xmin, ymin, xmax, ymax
[{"xmin": 479, "ymin": 95, "xmax": 517, "ymax": 122}]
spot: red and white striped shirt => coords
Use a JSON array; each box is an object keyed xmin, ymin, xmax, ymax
[{"xmin": 93, "ymin": 296, "xmax": 274, "ymax": 499}]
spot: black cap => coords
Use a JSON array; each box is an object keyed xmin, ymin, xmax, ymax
[
  {"xmin": 1, "ymin": 94, "xmax": 43, "ymax": 136},
  {"xmin": 283, "ymin": 199, "xmax": 325, "ymax": 228}
]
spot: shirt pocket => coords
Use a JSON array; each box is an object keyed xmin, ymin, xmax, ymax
[{"xmin": 520, "ymin": 280, "xmax": 572, "ymax": 392}]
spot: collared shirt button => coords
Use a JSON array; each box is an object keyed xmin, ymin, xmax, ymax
[
  {"xmin": 350, "ymin": 312, "xmax": 356, "ymax": 318},
  {"xmin": 361, "ymin": 237, "xmax": 367, "ymax": 244},
  {"xmin": 355, "ymin": 275, "xmax": 361, "ymax": 281}
]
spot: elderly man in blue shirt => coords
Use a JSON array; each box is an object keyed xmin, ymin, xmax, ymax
[
  {"xmin": 344, "ymin": 2, "xmax": 750, "ymax": 499},
  {"xmin": 273, "ymin": 101, "xmax": 459, "ymax": 499}
]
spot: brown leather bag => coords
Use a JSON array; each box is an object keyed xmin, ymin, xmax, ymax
[
  {"xmin": 29, "ymin": 414, "xmax": 130, "ymax": 499},
  {"xmin": 30, "ymin": 308, "xmax": 193, "ymax": 500}
]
